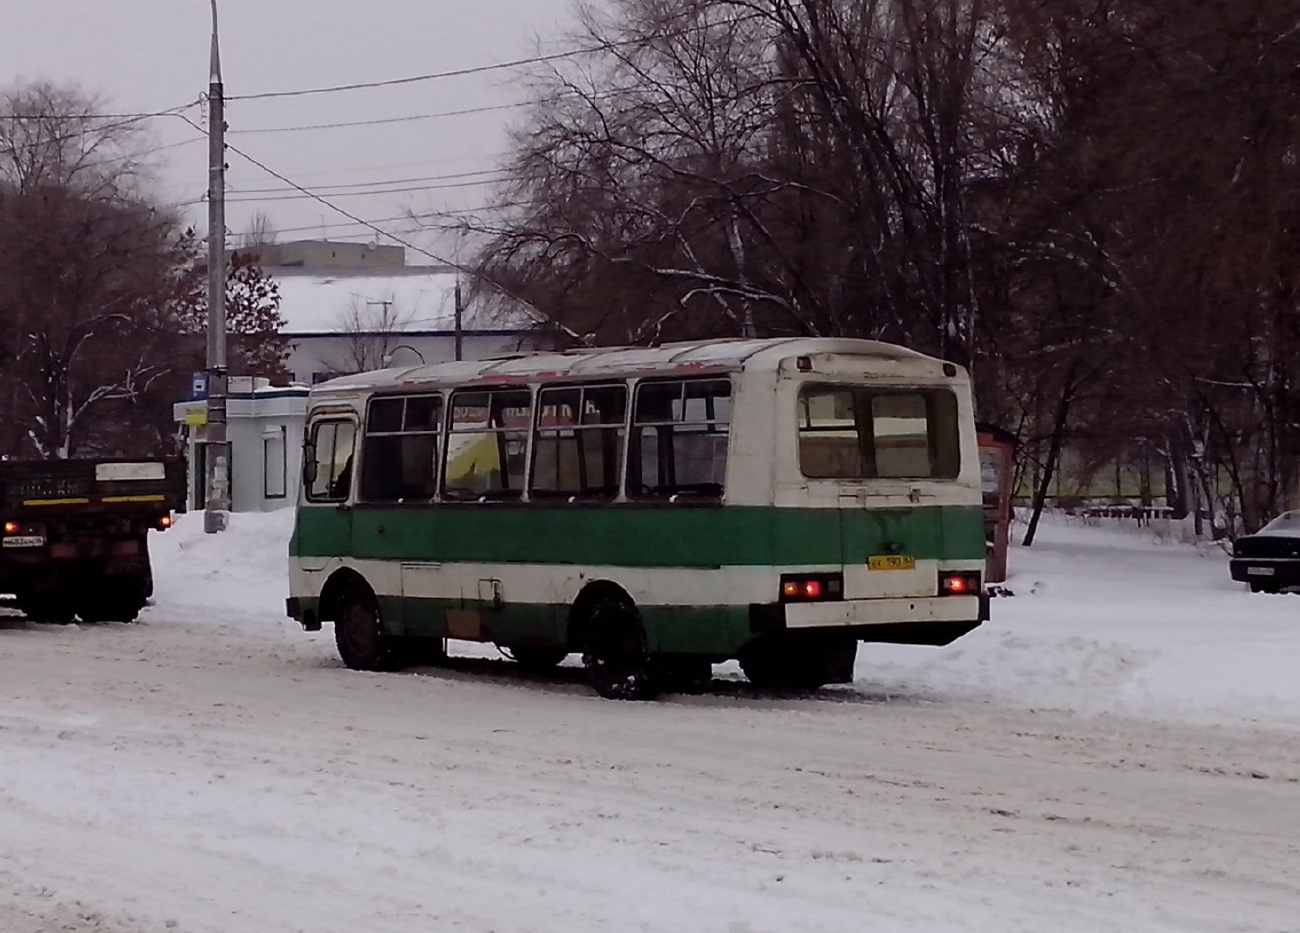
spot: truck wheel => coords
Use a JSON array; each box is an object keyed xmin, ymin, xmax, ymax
[
  {"xmin": 581, "ymin": 598, "xmax": 659, "ymax": 700},
  {"xmin": 17, "ymin": 591, "xmax": 75, "ymax": 624},
  {"xmin": 334, "ymin": 585, "xmax": 407, "ymax": 671},
  {"xmin": 79, "ymin": 576, "xmax": 147, "ymax": 623}
]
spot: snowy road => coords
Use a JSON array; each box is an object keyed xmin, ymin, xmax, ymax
[{"xmin": 3, "ymin": 613, "xmax": 1299, "ymax": 933}]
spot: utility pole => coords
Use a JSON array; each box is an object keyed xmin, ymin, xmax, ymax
[
  {"xmin": 454, "ymin": 277, "xmax": 464, "ymax": 361},
  {"xmin": 203, "ymin": 0, "xmax": 230, "ymax": 533}
]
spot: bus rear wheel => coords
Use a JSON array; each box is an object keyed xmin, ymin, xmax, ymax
[
  {"xmin": 581, "ymin": 598, "xmax": 659, "ymax": 701},
  {"xmin": 739, "ymin": 633, "xmax": 857, "ymax": 691},
  {"xmin": 335, "ymin": 586, "xmax": 406, "ymax": 672}
]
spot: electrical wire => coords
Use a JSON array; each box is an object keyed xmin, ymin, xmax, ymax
[
  {"xmin": 230, "ymin": 168, "xmax": 512, "ymax": 195},
  {"xmin": 225, "ymin": 15, "xmax": 759, "ymax": 102},
  {"xmin": 227, "ymin": 102, "xmax": 526, "ymax": 135}
]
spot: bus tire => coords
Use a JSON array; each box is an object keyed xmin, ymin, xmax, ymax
[
  {"xmin": 507, "ymin": 645, "xmax": 569, "ymax": 672},
  {"xmin": 581, "ymin": 598, "xmax": 659, "ymax": 701},
  {"xmin": 335, "ymin": 585, "xmax": 406, "ymax": 672},
  {"xmin": 739, "ymin": 633, "xmax": 857, "ymax": 691}
]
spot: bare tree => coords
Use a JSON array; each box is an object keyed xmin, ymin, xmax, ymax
[
  {"xmin": 0, "ymin": 80, "xmax": 149, "ymax": 198},
  {"xmin": 239, "ymin": 211, "xmax": 279, "ymax": 252},
  {"xmin": 322, "ymin": 294, "xmax": 415, "ymax": 376}
]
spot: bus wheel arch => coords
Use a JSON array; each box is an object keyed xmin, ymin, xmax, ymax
[
  {"xmin": 320, "ymin": 569, "xmax": 406, "ymax": 673},
  {"xmin": 566, "ymin": 580, "xmax": 635, "ymax": 654},
  {"xmin": 319, "ymin": 568, "xmax": 370, "ymax": 624}
]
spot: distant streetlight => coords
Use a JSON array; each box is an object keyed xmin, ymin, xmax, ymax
[
  {"xmin": 203, "ymin": 0, "xmax": 230, "ymax": 533},
  {"xmin": 383, "ymin": 345, "xmax": 426, "ymax": 367}
]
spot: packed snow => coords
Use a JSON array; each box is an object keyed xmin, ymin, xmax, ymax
[{"xmin": 1, "ymin": 508, "xmax": 1298, "ymax": 932}]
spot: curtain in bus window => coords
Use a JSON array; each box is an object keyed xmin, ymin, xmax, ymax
[
  {"xmin": 798, "ymin": 386, "xmax": 960, "ymax": 480},
  {"xmin": 531, "ymin": 385, "xmax": 626, "ymax": 500},
  {"xmin": 628, "ymin": 378, "xmax": 730, "ymax": 500},
  {"xmin": 360, "ymin": 395, "xmax": 442, "ymax": 502},
  {"xmin": 444, "ymin": 389, "xmax": 532, "ymax": 500}
]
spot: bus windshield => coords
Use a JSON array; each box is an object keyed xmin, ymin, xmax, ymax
[{"xmin": 797, "ymin": 385, "xmax": 961, "ymax": 480}]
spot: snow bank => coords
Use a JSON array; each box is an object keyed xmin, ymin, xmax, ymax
[
  {"xmin": 146, "ymin": 509, "xmax": 295, "ymax": 631},
  {"xmin": 868, "ymin": 514, "xmax": 1300, "ymax": 729}
]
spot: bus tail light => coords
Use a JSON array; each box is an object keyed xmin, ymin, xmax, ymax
[
  {"xmin": 939, "ymin": 571, "xmax": 981, "ymax": 596},
  {"xmin": 780, "ymin": 573, "xmax": 842, "ymax": 602},
  {"xmin": 2, "ymin": 520, "xmax": 19, "ymax": 535},
  {"xmin": 156, "ymin": 514, "xmax": 173, "ymax": 531}
]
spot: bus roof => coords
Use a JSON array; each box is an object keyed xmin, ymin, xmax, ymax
[{"xmin": 309, "ymin": 337, "xmax": 944, "ymax": 396}]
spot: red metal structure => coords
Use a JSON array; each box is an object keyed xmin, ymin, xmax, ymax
[{"xmin": 977, "ymin": 425, "xmax": 1018, "ymax": 584}]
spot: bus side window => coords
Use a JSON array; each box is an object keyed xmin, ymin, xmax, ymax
[
  {"xmin": 443, "ymin": 388, "xmax": 532, "ymax": 501},
  {"xmin": 530, "ymin": 384, "xmax": 626, "ymax": 501},
  {"xmin": 359, "ymin": 394, "xmax": 442, "ymax": 502},
  {"xmin": 628, "ymin": 378, "xmax": 730, "ymax": 500},
  {"xmin": 305, "ymin": 420, "xmax": 357, "ymax": 502}
]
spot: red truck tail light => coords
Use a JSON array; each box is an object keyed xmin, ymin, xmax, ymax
[
  {"xmin": 939, "ymin": 571, "xmax": 981, "ymax": 595},
  {"xmin": 779, "ymin": 573, "xmax": 843, "ymax": 602},
  {"xmin": 2, "ymin": 520, "xmax": 19, "ymax": 535},
  {"xmin": 156, "ymin": 514, "xmax": 173, "ymax": 530}
]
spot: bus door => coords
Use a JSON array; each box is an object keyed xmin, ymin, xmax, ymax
[{"xmin": 297, "ymin": 415, "xmax": 358, "ymax": 573}]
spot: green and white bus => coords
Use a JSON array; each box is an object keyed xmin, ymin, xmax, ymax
[{"xmin": 286, "ymin": 337, "xmax": 989, "ymax": 699}]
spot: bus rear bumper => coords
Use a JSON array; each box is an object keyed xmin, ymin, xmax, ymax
[{"xmin": 750, "ymin": 593, "xmax": 987, "ymax": 646}]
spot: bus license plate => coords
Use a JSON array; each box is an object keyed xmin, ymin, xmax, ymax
[
  {"xmin": 1246, "ymin": 566, "xmax": 1275, "ymax": 577},
  {"xmin": 2, "ymin": 535, "xmax": 45, "ymax": 548},
  {"xmin": 868, "ymin": 555, "xmax": 915, "ymax": 571}
]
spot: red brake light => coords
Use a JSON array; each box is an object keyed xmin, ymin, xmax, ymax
[
  {"xmin": 3, "ymin": 521, "xmax": 19, "ymax": 535},
  {"xmin": 156, "ymin": 515, "xmax": 173, "ymax": 530},
  {"xmin": 779, "ymin": 574, "xmax": 841, "ymax": 602},
  {"xmin": 940, "ymin": 572, "xmax": 981, "ymax": 595}
]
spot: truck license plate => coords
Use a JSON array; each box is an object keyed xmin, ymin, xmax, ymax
[
  {"xmin": 1246, "ymin": 566, "xmax": 1276, "ymax": 577},
  {"xmin": 868, "ymin": 555, "xmax": 916, "ymax": 571},
  {"xmin": 2, "ymin": 535, "xmax": 45, "ymax": 548}
]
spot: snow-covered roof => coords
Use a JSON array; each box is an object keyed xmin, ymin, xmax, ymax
[
  {"xmin": 269, "ymin": 267, "xmax": 542, "ymax": 336},
  {"xmin": 312, "ymin": 337, "xmax": 943, "ymax": 396}
]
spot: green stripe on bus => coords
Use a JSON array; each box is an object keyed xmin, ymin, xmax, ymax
[{"xmin": 291, "ymin": 504, "xmax": 986, "ymax": 568}]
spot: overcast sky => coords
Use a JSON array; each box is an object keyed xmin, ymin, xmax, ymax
[{"xmin": 1, "ymin": 0, "xmax": 583, "ymax": 262}]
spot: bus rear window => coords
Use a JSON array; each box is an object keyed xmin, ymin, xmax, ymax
[{"xmin": 798, "ymin": 386, "xmax": 960, "ymax": 480}]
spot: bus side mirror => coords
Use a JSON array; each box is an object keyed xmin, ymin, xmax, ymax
[{"xmin": 302, "ymin": 442, "xmax": 318, "ymax": 486}]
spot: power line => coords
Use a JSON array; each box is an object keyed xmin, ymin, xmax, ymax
[
  {"xmin": 226, "ymin": 49, "xmax": 609, "ymax": 102},
  {"xmin": 218, "ymin": 135, "xmax": 458, "ymax": 268},
  {"xmin": 225, "ymin": 16, "xmax": 758, "ymax": 102},
  {"xmin": 227, "ymin": 102, "xmax": 526, "ymax": 134},
  {"xmin": 226, "ymin": 177, "xmax": 513, "ymax": 204},
  {"xmin": 230, "ymin": 168, "xmax": 511, "ymax": 195}
]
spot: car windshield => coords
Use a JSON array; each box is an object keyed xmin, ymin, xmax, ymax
[{"xmin": 1258, "ymin": 511, "xmax": 1300, "ymax": 535}]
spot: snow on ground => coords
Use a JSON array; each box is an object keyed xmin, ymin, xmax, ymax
[{"xmin": 1, "ymin": 509, "xmax": 1298, "ymax": 933}]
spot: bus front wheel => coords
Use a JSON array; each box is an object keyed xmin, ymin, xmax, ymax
[
  {"xmin": 335, "ymin": 586, "xmax": 406, "ymax": 672},
  {"xmin": 582, "ymin": 599, "xmax": 659, "ymax": 701}
]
